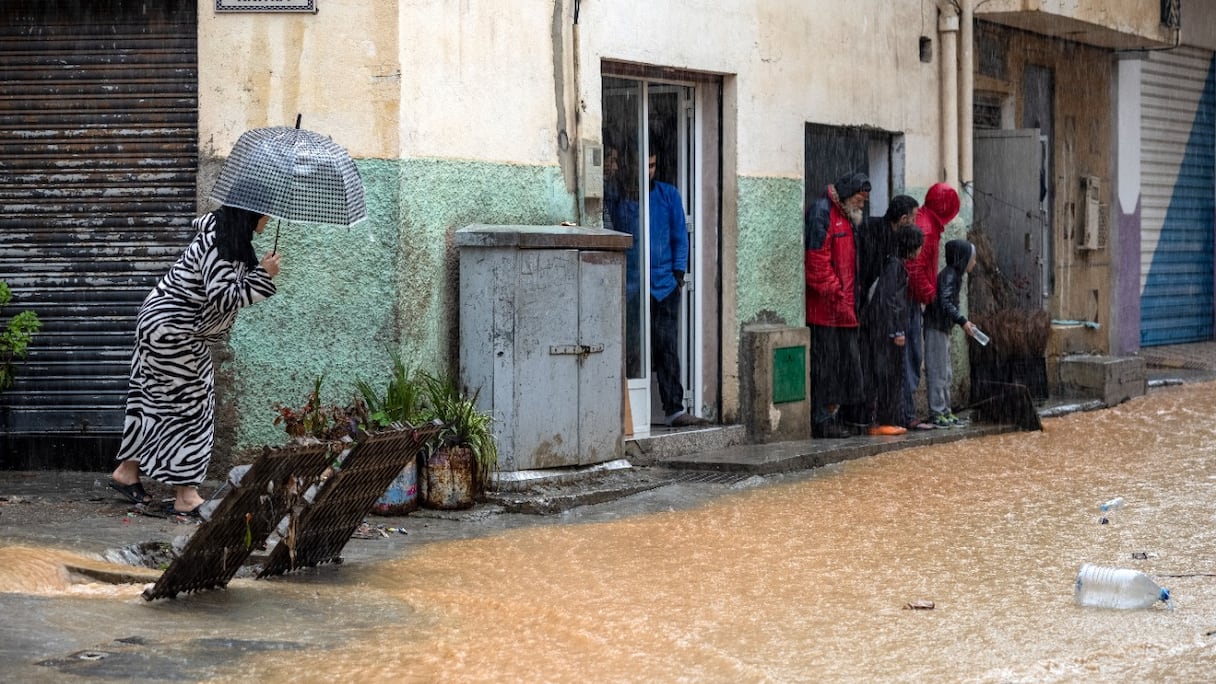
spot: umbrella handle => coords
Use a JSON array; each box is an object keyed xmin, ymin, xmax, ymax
[
  {"xmin": 273, "ymin": 220, "xmax": 280, "ymax": 254},
  {"xmin": 295, "ymin": 113, "xmax": 301, "ymax": 129}
]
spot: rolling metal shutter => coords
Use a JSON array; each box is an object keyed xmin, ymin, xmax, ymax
[
  {"xmin": 1139, "ymin": 46, "xmax": 1215, "ymax": 346},
  {"xmin": 0, "ymin": 0, "xmax": 198, "ymax": 456}
]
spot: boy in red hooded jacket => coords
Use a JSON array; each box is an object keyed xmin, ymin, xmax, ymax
[{"xmin": 904, "ymin": 182, "xmax": 961, "ymax": 429}]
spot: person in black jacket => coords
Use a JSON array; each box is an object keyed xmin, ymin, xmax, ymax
[
  {"xmin": 859, "ymin": 224, "xmax": 924, "ymax": 435},
  {"xmin": 857, "ymin": 195, "xmax": 919, "ymax": 303},
  {"xmin": 924, "ymin": 239, "xmax": 978, "ymax": 427}
]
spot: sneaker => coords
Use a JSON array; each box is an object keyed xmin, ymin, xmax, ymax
[
  {"xmin": 907, "ymin": 419, "xmax": 936, "ymax": 431},
  {"xmin": 929, "ymin": 413, "xmax": 953, "ymax": 429},
  {"xmin": 946, "ymin": 411, "xmax": 968, "ymax": 427},
  {"xmin": 668, "ymin": 412, "xmax": 710, "ymax": 428},
  {"xmin": 868, "ymin": 424, "xmax": 908, "ymax": 436}
]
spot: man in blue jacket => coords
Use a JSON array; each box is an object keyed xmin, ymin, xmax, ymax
[{"xmin": 648, "ymin": 150, "xmax": 707, "ymax": 428}]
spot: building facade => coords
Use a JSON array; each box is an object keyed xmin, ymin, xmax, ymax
[{"xmin": 0, "ymin": 1, "xmax": 1209, "ymax": 468}]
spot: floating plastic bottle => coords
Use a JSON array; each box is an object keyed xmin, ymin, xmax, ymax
[
  {"xmin": 1074, "ymin": 563, "xmax": 1170, "ymax": 609},
  {"xmin": 1097, "ymin": 496, "xmax": 1124, "ymax": 524}
]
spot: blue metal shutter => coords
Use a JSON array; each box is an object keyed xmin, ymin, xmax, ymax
[{"xmin": 1139, "ymin": 46, "xmax": 1215, "ymax": 346}]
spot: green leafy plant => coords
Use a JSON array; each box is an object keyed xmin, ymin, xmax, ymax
[
  {"xmin": 0, "ymin": 281, "xmax": 41, "ymax": 392},
  {"xmin": 355, "ymin": 352, "xmax": 426, "ymax": 429},
  {"xmin": 419, "ymin": 371, "xmax": 498, "ymax": 490}
]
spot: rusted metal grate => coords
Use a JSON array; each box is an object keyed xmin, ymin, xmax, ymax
[
  {"xmin": 142, "ymin": 442, "xmax": 333, "ymax": 600},
  {"xmin": 142, "ymin": 425, "xmax": 437, "ymax": 600},
  {"xmin": 668, "ymin": 470, "xmax": 756, "ymax": 485},
  {"xmin": 257, "ymin": 426, "xmax": 437, "ymax": 578}
]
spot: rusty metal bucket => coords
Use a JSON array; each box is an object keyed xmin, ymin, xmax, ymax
[{"xmin": 420, "ymin": 445, "xmax": 476, "ymax": 510}]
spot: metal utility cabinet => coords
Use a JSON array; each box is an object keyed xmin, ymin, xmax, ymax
[{"xmin": 457, "ymin": 224, "xmax": 631, "ymax": 471}]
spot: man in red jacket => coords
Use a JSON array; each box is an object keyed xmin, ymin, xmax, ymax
[
  {"xmin": 903, "ymin": 182, "xmax": 961, "ymax": 429},
  {"xmin": 804, "ymin": 172, "xmax": 870, "ymax": 438}
]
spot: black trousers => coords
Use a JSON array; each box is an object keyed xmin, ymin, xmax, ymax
[
  {"xmin": 810, "ymin": 324, "xmax": 864, "ymax": 425},
  {"xmin": 651, "ymin": 290, "xmax": 685, "ymax": 417}
]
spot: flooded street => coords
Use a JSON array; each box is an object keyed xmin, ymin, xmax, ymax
[{"xmin": 5, "ymin": 382, "xmax": 1216, "ymax": 682}]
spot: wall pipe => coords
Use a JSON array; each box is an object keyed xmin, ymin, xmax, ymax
[
  {"xmin": 959, "ymin": 0, "xmax": 975, "ymax": 192},
  {"xmin": 938, "ymin": 7, "xmax": 960, "ymax": 188}
]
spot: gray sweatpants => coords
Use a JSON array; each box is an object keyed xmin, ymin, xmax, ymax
[{"xmin": 924, "ymin": 328, "xmax": 952, "ymax": 417}]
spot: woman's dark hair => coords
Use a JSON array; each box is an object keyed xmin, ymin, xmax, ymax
[
  {"xmin": 894, "ymin": 224, "xmax": 924, "ymax": 259},
  {"xmin": 212, "ymin": 205, "xmax": 263, "ymax": 268},
  {"xmin": 884, "ymin": 194, "xmax": 919, "ymax": 225}
]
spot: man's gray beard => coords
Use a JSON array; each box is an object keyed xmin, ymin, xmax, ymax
[{"xmin": 848, "ymin": 207, "xmax": 864, "ymax": 226}]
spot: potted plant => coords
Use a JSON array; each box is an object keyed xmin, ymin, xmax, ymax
[
  {"xmin": 417, "ymin": 371, "xmax": 498, "ymax": 510},
  {"xmin": 355, "ymin": 353, "xmax": 429, "ymax": 515}
]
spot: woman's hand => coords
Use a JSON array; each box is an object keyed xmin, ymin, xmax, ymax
[
  {"xmin": 893, "ymin": 333, "xmax": 906, "ymax": 347},
  {"xmin": 260, "ymin": 251, "xmax": 281, "ymax": 278}
]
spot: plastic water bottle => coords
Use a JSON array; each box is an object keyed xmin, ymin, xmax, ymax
[
  {"xmin": 1074, "ymin": 564, "xmax": 1170, "ymax": 609},
  {"xmin": 1098, "ymin": 496, "xmax": 1124, "ymax": 524},
  {"xmin": 970, "ymin": 326, "xmax": 990, "ymax": 346}
]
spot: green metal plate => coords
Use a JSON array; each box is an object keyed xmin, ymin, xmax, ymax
[{"xmin": 773, "ymin": 345, "xmax": 806, "ymax": 404}]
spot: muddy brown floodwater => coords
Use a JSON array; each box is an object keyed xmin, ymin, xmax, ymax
[{"xmin": 5, "ymin": 382, "xmax": 1216, "ymax": 682}]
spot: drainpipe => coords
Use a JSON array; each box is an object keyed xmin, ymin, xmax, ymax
[
  {"xmin": 571, "ymin": 2, "xmax": 583, "ymax": 222},
  {"xmin": 959, "ymin": 0, "xmax": 975, "ymax": 193},
  {"xmin": 938, "ymin": 5, "xmax": 960, "ymax": 187}
]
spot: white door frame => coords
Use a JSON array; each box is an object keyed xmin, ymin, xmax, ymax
[{"xmin": 614, "ymin": 78, "xmax": 703, "ymax": 435}]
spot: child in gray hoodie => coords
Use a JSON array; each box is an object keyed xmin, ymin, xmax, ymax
[{"xmin": 924, "ymin": 239, "xmax": 978, "ymax": 427}]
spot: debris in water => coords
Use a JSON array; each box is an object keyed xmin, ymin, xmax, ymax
[
  {"xmin": 351, "ymin": 522, "xmax": 398, "ymax": 539},
  {"xmin": 903, "ymin": 600, "xmax": 935, "ymax": 610}
]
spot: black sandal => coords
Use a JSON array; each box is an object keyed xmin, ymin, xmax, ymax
[
  {"xmin": 168, "ymin": 504, "xmax": 204, "ymax": 519},
  {"xmin": 108, "ymin": 479, "xmax": 153, "ymax": 505}
]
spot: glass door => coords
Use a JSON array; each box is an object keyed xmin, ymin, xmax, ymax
[{"xmin": 602, "ymin": 76, "xmax": 700, "ymax": 434}]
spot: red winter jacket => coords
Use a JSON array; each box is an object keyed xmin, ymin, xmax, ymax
[
  {"xmin": 907, "ymin": 182, "xmax": 960, "ymax": 305},
  {"xmin": 804, "ymin": 190, "xmax": 859, "ymax": 328}
]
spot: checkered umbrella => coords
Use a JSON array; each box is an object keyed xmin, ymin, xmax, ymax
[{"xmin": 209, "ymin": 126, "xmax": 368, "ymax": 227}]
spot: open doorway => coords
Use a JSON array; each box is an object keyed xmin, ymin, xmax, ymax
[
  {"xmin": 602, "ymin": 68, "xmax": 720, "ymax": 434},
  {"xmin": 804, "ymin": 123, "xmax": 904, "ymax": 220}
]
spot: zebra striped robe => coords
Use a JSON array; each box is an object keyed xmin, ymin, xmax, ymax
[{"xmin": 116, "ymin": 212, "xmax": 276, "ymax": 485}]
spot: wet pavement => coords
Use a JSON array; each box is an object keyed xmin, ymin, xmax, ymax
[{"xmin": 2, "ymin": 340, "xmax": 1214, "ymax": 562}]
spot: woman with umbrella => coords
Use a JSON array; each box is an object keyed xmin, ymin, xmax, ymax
[
  {"xmin": 106, "ymin": 124, "xmax": 364, "ymax": 516},
  {"xmin": 108, "ymin": 197, "xmax": 281, "ymax": 516}
]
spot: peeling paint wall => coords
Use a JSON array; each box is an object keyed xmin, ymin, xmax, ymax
[
  {"xmin": 193, "ymin": 0, "xmax": 952, "ymax": 445},
  {"xmin": 191, "ymin": 0, "xmax": 1159, "ymax": 449}
]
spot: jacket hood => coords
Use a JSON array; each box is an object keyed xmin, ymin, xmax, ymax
[
  {"xmin": 923, "ymin": 183, "xmax": 960, "ymax": 225},
  {"xmin": 943, "ymin": 239, "xmax": 974, "ymax": 272}
]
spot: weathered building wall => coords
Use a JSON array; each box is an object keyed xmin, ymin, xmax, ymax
[
  {"xmin": 976, "ymin": 25, "xmax": 1114, "ymax": 360},
  {"xmin": 198, "ymin": 2, "xmax": 576, "ymax": 448},
  {"xmin": 579, "ymin": 0, "xmax": 946, "ymax": 419},
  {"xmin": 1185, "ymin": 2, "xmax": 1216, "ymax": 51},
  {"xmin": 197, "ymin": 0, "xmax": 952, "ymax": 446}
]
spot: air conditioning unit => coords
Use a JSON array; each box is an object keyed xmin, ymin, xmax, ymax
[{"xmin": 1079, "ymin": 175, "xmax": 1106, "ymax": 250}]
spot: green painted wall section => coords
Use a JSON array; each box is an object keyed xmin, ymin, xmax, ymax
[
  {"xmin": 226, "ymin": 158, "xmax": 575, "ymax": 448},
  {"xmin": 736, "ymin": 176, "xmax": 805, "ymax": 328}
]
